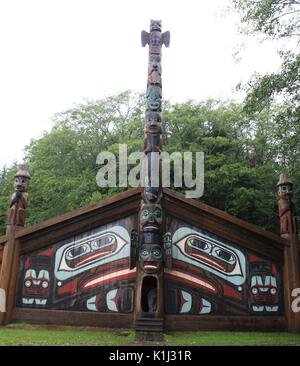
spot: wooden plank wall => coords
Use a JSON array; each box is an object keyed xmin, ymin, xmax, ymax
[{"xmin": 0, "ymin": 188, "xmax": 293, "ymax": 331}]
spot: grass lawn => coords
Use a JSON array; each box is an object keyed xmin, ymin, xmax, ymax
[
  {"xmin": 165, "ymin": 331, "xmax": 300, "ymax": 346},
  {"xmin": 0, "ymin": 323, "xmax": 135, "ymax": 346},
  {"xmin": 0, "ymin": 323, "xmax": 299, "ymax": 345}
]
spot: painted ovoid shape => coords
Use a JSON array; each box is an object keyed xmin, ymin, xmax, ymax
[{"xmin": 172, "ymin": 227, "xmax": 246, "ymax": 286}]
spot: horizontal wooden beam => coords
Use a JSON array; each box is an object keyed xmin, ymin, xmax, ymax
[
  {"xmin": 13, "ymin": 308, "xmax": 134, "ymax": 329},
  {"xmin": 163, "ymin": 189, "xmax": 286, "ymax": 261},
  {"xmin": 163, "ymin": 188, "xmax": 286, "ymax": 246},
  {"xmin": 1, "ymin": 187, "xmax": 292, "ymax": 263},
  {"xmin": 165, "ymin": 315, "xmax": 287, "ymax": 331},
  {"xmin": 2, "ymin": 188, "xmax": 140, "ymax": 257},
  {"xmin": 13, "ymin": 308, "xmax": 287, "ymax": 332},
  {"xmin": 0, "ymin": 188, "xmax": 141, "ymax": 247},
  {"xmin": 19, "ymin": 200, "xmax": 139, "ymax": 256},
  {"xmin": 18, "ymin": 188, "xmax": 141, "ymax": 239}
]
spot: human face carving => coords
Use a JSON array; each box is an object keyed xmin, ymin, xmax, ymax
[
  {"xmin": 14, "ymin": 176, "xmax": 29, "ymax": 192},
  {"xmin": 278, "ymin": 184, "xmax": 292, "ymax": 200},
  {"xmin": 140, "ymin": 204, "xmax": 162, "ymax": 231},
  {"xmin": 139, "ymin": 244, "xmax": 162, "ymax": 273}
]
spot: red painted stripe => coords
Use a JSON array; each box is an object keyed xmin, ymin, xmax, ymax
[
  {"xmin": 222, "ymin": 283, "xmax": 242, "ymax": 300},
  {"xmin": 83, "ymin": 271, "xmax": 136, "ymax": 290},
  {"xmin": 75, "ymin": 251, "xmax": 112, "ymax": 267},
  {"xmin": 165, "ymin": 272, "xmax": 217, "ymax": 294},
  {"xmin": 191, "ymin": 253, "xmax": 225, "ymax": 271}
]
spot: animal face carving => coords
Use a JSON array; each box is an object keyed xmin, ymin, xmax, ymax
[
  {"xmin": 249, "ymin": 260, "xmax": 280, "ymax": 313},
  {"xmin": 150, "ymin": 20, "xmax": 162, "ymax": 32},
  {"xmin": 146, "ymin": 85, "xmax": 162, "ymax": 111},
  {"xmin": 148, "ymin": 55, "xmax": 162, "ymax": 85},
  {"xmin": 22, "ymin": 269, "xmax": 50, "ymax": 306},
  {"xmin": 150, "ymin": 32, "xmax": 162, "ymax": 53}
]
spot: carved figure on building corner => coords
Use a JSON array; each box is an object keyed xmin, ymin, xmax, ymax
[
  {"xmin": 7, "ymin": 164, "xmax": 31, "ymax": 227},
  {"xmin": 277, "ymin": 173, "xmax": 297, "ymax": 236}
]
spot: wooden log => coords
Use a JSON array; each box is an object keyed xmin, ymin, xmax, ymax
[
  {"xmin": 13, "ymin": 308, "xmax": 134, "ymax": 328},
  {"xmin": 5, "ymin": 240, "xmax": 20, "ymax": 324},
  {"xmin": 0, "ymin": 226, "xmax": 16, "ymax": 324},
  {"xmin": 277, "ymin": 174, "xmax": 300, "ymax": 333},
  {"xmin": 284, "ymin": 233, "xmax": 300, "ymax": 332},
  {"xmin": 165, "ymin": 315, "xmax": 287, "ymax": 331}
]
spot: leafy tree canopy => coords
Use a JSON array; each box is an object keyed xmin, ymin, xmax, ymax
[
  {"xmin": 0, "ymin": 91, "xmax": 293, "ymax": 236},
  {"xmin": 231, "ymin": 0, "xmax": 300, "ymax": 189},
  {"xmin": 232, "ymin": 0, "xmax": 300, "ymax": 39}
]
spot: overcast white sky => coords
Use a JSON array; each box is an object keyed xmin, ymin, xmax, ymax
[{"xmin": 0, "ymin": 0, "xmax": 290, "ymax": 167}]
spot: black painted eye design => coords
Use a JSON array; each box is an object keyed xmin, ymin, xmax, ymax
[
  {"xmin": 24, "ymin": 280, "xmax": 32, "ymax": 288},
  {"xmin": 213, "ymin": 248, "xmax": 235, "ymax": 264},
  {"xmin": 66, "ymin": 244, "xmax": 90, "ymax": 260},
  {"xmin": 90, "ymin": 235, "xmax": 114, "ymax": 250},
  {"xmin": 154, "ymin": 208, "xmax": 161, "ymax": 218},
  {"xmin": 152, "ymin": 249, "xmax": 162, "ymax": 259},
  {"xmin": 190, "ymin": 238, "xmax": 210, "ymax": 251},
  {"xmin": 140, "ymin": 249, "xmax": 150, "ymax": 258},
  {"xmin": 41, "ymin": 281, "xmax": 49, "ymax": 289},
  {"xmin": 142, "ymin": 209, "xmax": 149, "ymax": 219}
]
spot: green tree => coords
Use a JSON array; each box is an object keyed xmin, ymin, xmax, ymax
[
  {"xmin": 164, "ymin": 99, "xmax": 281, "ymax": 231},
  {"xmin": 0, "ymin": 92, "xmax": 288, "ymax": 235},
  {"xmin": 231, "ymin": 0, "xmax": 300, "ymax": 207},
  {"xmin": 0, "ymin": 91, "xmax": 144, "ymax": 233},
  {"xmin": 232, "ymin": 0, "xmax": 300, "ymax": 124},
  {"xmin": 233, "ymin": 0, "xmax": 300, "ymax": 38}
]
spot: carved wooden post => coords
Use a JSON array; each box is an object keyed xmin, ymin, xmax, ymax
[
  {"xmin": 0, "ymin": 164, "xmax": 30, "ymax": 324},
  {"xmin": 277, "ymin": 173, "xmax": 300, "ymax": 333},
  {"xmin": 135, "ymin": 20, "xmax": 170, "ymax": 335}
]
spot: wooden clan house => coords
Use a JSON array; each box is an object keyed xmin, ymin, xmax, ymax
[{"xmin": 0, "ymin": 21, "xmax": 299, "ymax": 334}]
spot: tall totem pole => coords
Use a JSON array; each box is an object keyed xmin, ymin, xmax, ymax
[
  {"xmin": 135, "ymin": 20, "xmax": 170, "ymax": 333},
  {"xmin": 277, "ymin": 173, "xmax": 300, "ymax": 333}
]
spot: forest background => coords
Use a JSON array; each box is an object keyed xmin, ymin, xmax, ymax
[{"xmin": 0, "ymin": 0, "xmax": 299, "ymax": 236}]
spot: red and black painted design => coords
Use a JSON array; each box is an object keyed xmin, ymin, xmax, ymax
[
  {"xmin": 16, "ymin": 216, "xmax": 137, "ymax": 313},
  {"xmin": 164, "ymin": 217, "xmax": 283, "ymax": 316}
]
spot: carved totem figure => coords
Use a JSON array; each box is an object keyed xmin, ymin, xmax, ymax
[
  {"xmin": 135, "ymin": 20, "xmax": 170, "ymax": 327},
  {"xmin": 276, "ymin": 174, "xmax": 300, "ymax": 332},
  {"xmin": 145, "ymin": 111, "xmax": 162, "ymax": 132},
  {"xmin": 148, "ymin": 55, "xmax": 162, "ymax": 86},
  {"xmin": 276, "ymin": 173, "xmax": 296, "ymax": 236},
  {"xmin": 140, "ymin": 203, "xmax": 162, "ymax": 232},
  {"xmin": 139, "ymin": 244, "xmax": 163, "ymax": 274},
  {"xmin": 7, "ymin": 164, "xmax": 31, "ymax": 227}
]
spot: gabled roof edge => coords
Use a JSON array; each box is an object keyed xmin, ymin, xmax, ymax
[
  {"xmin": 0, "ymin": 187, "xmax": 142, "ymax": 245},
  {"xmin": 163, "ymin": 188, "xmax": 288, "ymax": 247}
]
